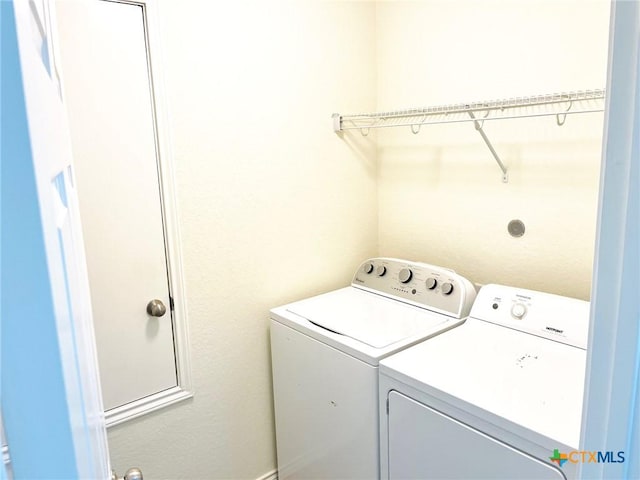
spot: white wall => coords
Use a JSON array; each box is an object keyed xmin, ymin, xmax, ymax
[
  {"xmin": 105, "ymin": 1, "xmax": 377, "ymax": 479},
  {"xmin": 376, "ymin": 0, "xmax": 610, "ymax": 300},
  {"xmin": 59, "ymin": 0, "xmax": 610, "ymax": 478}
]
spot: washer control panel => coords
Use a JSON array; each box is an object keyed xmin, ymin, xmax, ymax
[
  {"xmin": 471, "ymin": 284, "xmax": 590, "ymax": 349},
  {"xmin": 352, "ymin": 258, "xmax": 477, "ymax": 318}
]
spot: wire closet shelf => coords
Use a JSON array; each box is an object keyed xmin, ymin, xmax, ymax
[
  {"xmin": 333, "ymin": 89, "xmax": 606, "ymax": 132},
  {"xmin": 332, "ymin": 88, "xmax": 606, "ymax": 183}
]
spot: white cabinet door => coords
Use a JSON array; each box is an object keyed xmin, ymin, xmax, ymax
[{"xmin": 56, "ymin": 0, "xmax": 178, "ymax": 411}]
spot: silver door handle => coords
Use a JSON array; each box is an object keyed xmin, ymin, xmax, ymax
[
  {"xmin": 111, "ymin": 468, "xmax": 143, "ymax": 480},
  {"xmin": 146, "ymin": 299, "xmax": 166, "ymax": 317}
]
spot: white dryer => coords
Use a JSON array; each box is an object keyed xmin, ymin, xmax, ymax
[
  {"xmin": 379, "ymin": 284, "xmax": 590, "ymax": 480},
  {"xmin": 270, "ymin": 258, "xmax": 477, "ymax": 479}
]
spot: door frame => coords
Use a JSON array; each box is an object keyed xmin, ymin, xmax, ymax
[
  {"xmin": 94, "ymin": 0, "xmax": 194, "ymax": 427},
  {"xmin": 580, "ymin": 1, "xmax": 640, "ymax": 478}
]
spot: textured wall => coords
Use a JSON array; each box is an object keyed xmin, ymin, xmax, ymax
[
  {"xmin": 104, "ymin": 1, "xmax": 377, "ymax": 478},
  {"xmin": 56, "ymin": 1, "xmax": 611, "ymax": 478},
  {"xmin": 375, "ymin": 0, "xmax": 610, "ymax": 300}
]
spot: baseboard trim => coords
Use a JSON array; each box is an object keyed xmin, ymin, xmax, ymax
[{"xmin": 255, "ymin": 468, "xmax": 277, "ymax": 480}]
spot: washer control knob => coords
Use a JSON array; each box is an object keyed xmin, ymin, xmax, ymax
[
  {"xmin": 441, "ymin": 282, "xmax": 454, "ymax": 295},
  {"xmin": 363, "ymin": 263, "xmax": 374, "ymax": 274},
  {"xmin": 426, "ymin": 277, "xmax": 438, "ymax": 290},
  {"xmin": 398, "ymin": 268, "xmax": 413, "ymax": 284},
  {"xmin": 511, "ymin": 303, "xmax": 527, "ymax": 319},
  {"xmin": 376, "ymin": 265, "xmax": 387, "ymax": 277}
]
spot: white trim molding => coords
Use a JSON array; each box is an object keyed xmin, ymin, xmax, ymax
[
  {"xmin": 106, "ymin": 386, "xmax": 193, "ymax": 428},
  {"xmin": 140, "ymin": 0, "xmax": 194, "ymax": 417},
  {"xmin": 580, "ymin": 1, "xmax": 640, "ymax": 479},
  {"xmin": 255, "ymin": 469, "xmax": 278, "ymax": 480}
]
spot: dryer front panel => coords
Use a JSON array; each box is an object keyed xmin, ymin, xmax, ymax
[{"xmin": 387, "ymin": 391, "xmax": 566, "ymax": 480}]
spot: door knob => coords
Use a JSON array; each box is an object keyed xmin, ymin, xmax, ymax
[
  {"xmin": 111, "ymin": 468, "xmax": 143, "ymax": 480},
  {"xmin": 146, "ymin": 299, "xmax": 167, "ymax": 317}
]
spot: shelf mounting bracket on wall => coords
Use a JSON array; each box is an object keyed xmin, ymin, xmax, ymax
[{"xmin": 468, "ymin": 110, "xmax": 509, "ymax": 183}]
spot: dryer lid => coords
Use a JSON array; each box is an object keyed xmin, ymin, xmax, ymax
[
  {"xmin": 380, "ymin": 318, "xmax": 587, "ymax": 448},
  {"xmin": 285, "ymin": 287, "xmax": 451, "ymax": 349}
]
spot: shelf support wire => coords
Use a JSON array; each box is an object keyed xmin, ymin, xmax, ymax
[{"xmin": 468, "ymin": 110, "xmax": 509, "ymax": 183}]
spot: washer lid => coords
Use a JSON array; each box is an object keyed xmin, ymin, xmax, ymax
[{"xmin": 285, "ymin": 287, "xmax": 451, "ymax": 349}]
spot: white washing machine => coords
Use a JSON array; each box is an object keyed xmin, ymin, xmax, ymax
[
  {"xmin": 270, "ymin": 257, "xmax": 477, "ymax": 479},
  {"xmin": 379, "ymin": 284, "xmax": 590, "ymax": 480}
]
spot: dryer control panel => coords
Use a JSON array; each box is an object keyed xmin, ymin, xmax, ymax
[
  {"xmin": 471, "ymin": 284, "xmax": 590, "ymax": 349},
  {"xmin": 352, "ymin": 258, "xmax": 477, "ymax": 318}
]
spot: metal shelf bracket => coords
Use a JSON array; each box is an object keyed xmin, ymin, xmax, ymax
[
  {"xmin": 332, "ymin": 113, "xmax": 341, "ymax": 133},
  {"xmin": 468, "ymin": 111, "xmax": 509, "ymax": 183}
]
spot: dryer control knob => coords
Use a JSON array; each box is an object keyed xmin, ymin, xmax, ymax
[
  {"xmin": 398, "ymin": 268, "xmax": 413, "ymax": 283},
  {"xmin": 511, "ymin": 303, "xmax": 527, "ymax": 319},
  {"xmin": 441, "ymin": 282, "xmax": 454, "ymax": 295},
  {"xmin": 376, "ymin": 265, "xmax": 387, "ymax": 277},
  {"xmin": 363, "ymin": 263, "xmax": 374, "ymax": 274},
  {"xmin": 426, "ymin": 277, "xmax": 438, "ymax": 290}
]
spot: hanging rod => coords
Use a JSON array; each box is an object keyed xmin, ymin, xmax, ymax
[
  {"xmin": 333, "ymin": 88, "xmax": 606, "ymax": 183},
  {"xmin": 333, "ymin": 89, "xmax": 605, "ymax": 132}
]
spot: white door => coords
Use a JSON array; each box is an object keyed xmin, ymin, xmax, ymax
[
  {"xmin": 55, "ymin": 0, "xmax": 178, "ymax": 411},
  {"xmin": 2, "ymin": 0, "xmax": 109, "ymax": 477}
]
